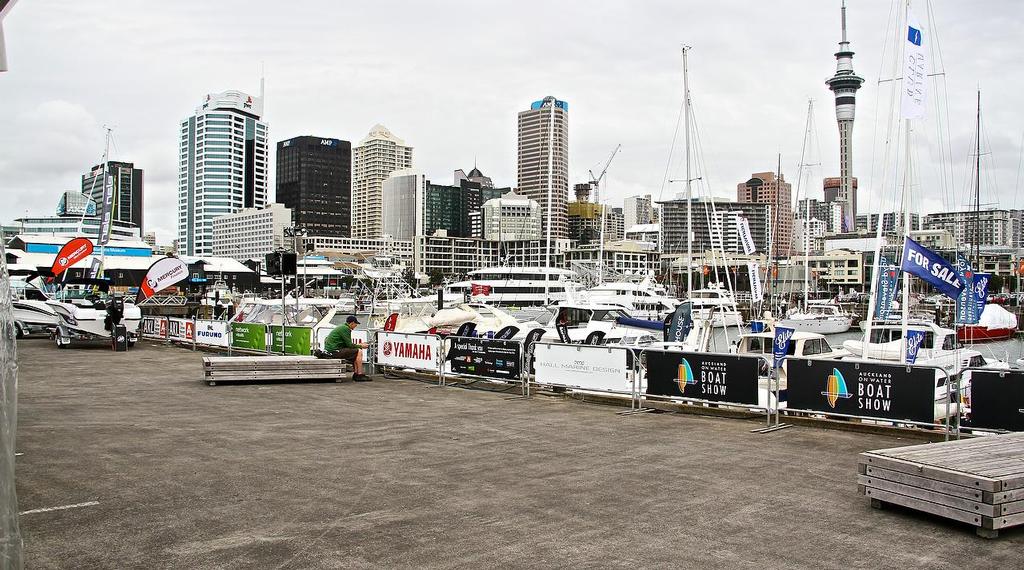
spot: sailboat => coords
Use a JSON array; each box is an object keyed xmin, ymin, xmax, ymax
[
  {"xmin": 674, "ymin": 46, "xmax": 744, "ymax": 331},
  {"xmin": 778, "ymin": 100, "xmax": 853, "ymax": 334},
  {"xmin": 956, "ymin": 91, "xmax": 1017, "ymax": 343}
]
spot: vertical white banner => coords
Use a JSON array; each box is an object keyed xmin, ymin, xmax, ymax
[
  {"xmin": 736, "ymin": 216, "xmax": 756, "ymax": 255},
  {"xmin": 747, "ymin": 262, "xmax": 763, "ymax": 300},
  {"xmin": 901, "ymin": 12, "xmax": 928, "ymax": 119}
]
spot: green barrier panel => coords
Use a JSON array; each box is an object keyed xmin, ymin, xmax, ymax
[
  {"xmin": 269, "ymin": 326, "xmax": 313, "ymax": 355},
  {"xmin": 231, "ymin": 323, "xmax": 267, "ymax": 351}
]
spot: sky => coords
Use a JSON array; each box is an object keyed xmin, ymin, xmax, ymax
[{"xmin": 1, "ymin": 0, "xmax": 1022, "ymax": 245}]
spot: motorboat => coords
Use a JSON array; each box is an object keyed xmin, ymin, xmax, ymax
[
  {"xmin": 777, "ymin": 301, "xmax": 853, "ymax": 334},
  {"xmin": 731, "ymin": 329, "xmax": 850, "ymax": 410},
  {"xmin": 387, "ymin": 303, "xmax": 522, "ymax": 336},
  {"xmin": 680, "ymin": 284, "xmax": 744, "ymax": 329},
  {"xmin": 843, "ymin": 320, "xmax": 985, "ymax": 376},
  {"xmin": 445, "ymin": 266, "xmax": 582, "ymax": 309},
  {"xmin": 957, "ymin": 304, "xmax": 1018, "ymax": 343},
  {"xmin": 11, "ymin": 278, "xmax": 58, "ymax": 338},
  {"xmin": 47, "ymin": 279, "xmax": 142, "ymax": 347},
  {"xmin": 535, "ymin": 302, "xmax": 714, "ymax": 352},
  {"xmin": 581, "ymin": 277, "xmax": 678, "ymax": 320}
]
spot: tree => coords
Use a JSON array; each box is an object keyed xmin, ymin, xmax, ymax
[{"xmin": 428, "ymin": 269, "xmax": 445, "ymax": 287}]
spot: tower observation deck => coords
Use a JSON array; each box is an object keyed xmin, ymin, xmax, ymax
[{"xmin": 825, "ymin": 0, "xmax": 865, "ymax": 232}]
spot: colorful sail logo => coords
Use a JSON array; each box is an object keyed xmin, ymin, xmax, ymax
[
  {"xmin": 820, "ymin": 368, "xmax": 852, "ymax": 409},
  {"xmin": 676, "ymin": 358, "xmax": 695, "ymax": 394}
]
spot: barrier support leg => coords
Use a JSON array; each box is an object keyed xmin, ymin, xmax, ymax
[
  {"xmin": 751, "ymin": 368, "xmax": 792, "ymax": 433},
  {"xmin": 617, "ymin": 359, "xmax": 655, "ymax": 416}
]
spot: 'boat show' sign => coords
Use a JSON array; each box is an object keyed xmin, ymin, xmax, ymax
[
  {"xmin": 644, "ymin": 350, "xmax": 760, "ymax": 406},
  {"xmin": 786, "ymin": 359, "xmax": 937, "ymax": 423}
]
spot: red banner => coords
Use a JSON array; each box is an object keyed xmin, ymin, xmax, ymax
[
  {"xmin": 470, "ymin": 283, "xmax": 492, "ymax": 296},
  {"xmin": 50, "ymin": 237, "xmax": 94, "ymax": 277},
  {"xmin": 383, "ymin": 313, "xmax": 399, "ymax": 332}
]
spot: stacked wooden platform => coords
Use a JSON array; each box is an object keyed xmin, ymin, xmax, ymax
[
  {"xmin": 858, "ymin": 432, "xmax": 1024, "ymax": 538},
  {"xmin": 202, "ymin": 356, "xmax": 352, "ymax": 386}
]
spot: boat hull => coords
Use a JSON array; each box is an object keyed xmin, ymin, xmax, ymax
[
  {"xmin": 957, "ymin": 326, "xmax": 1015, "ymax": 343},
  {"xmin": 777, "ymin": 316, "xmax": 852, "ymax": 335}
]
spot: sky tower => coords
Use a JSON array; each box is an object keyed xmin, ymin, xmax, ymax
[{"xmin": 825, "ymin": 0, "xmax": 864, "ymax": 232}]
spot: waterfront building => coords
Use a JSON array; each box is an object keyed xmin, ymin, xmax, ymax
[
  {"xmin": 82, "ymin": 161, "xmax": 144, "ymax": 232},
  {"xmin": 517, "ymin": 96, "xmax": 569, "ymax": 240},
  {"xmin": 623, "ymin": 195, "xmax": 654, "ymax": 230},
  {"xmin": 737, "ymin": 171, "xmax": 792, "ymax": 258},
  {"xmin": 923, "ymin": 209, "xmax": 1024, "ymax": 249},
  {"xmin": 178, "ymin": 89, "xmax": 269, "ymax": 256},
  {"xmin": 211, "ymin": 203, "xmax": 291, "ymax": 261},
  {"xmin": 482, "ymin": 191, "xmax": 542, "ymax": 241},
  {"xmin": 351, "ymin": 124, "xmax": 413, "ymax": 238},
  {"xmin": 276, "ymin": 136, "xmax": 352, "ymax": 237}
]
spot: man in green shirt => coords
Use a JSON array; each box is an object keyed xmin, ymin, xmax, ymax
[{"xmin": 323, "ymin": 315, "xmax": 370, "ymax": 381}]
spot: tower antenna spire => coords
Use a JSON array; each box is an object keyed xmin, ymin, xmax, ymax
[{"xmin": 841, "ymin": 0, "xmax": 848, "ymax": 44}]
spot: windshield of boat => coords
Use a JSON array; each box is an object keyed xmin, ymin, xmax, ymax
[
  {"xmin": 743, "ymin": 336, "xmax": 795, "ymax": 355},
  {"xmin": 868, "ymin": 328, "xmax": 936, "ymax": 348}
]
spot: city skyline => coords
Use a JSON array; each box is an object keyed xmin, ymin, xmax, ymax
[{"xmin": 1, "ymin": 1, "xmax": 1022, "ymax": 245}]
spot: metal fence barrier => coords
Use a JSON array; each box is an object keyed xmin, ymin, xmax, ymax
[{"xmin": 782, "ymin": 357, "xmax": 958, "ymax": 440}]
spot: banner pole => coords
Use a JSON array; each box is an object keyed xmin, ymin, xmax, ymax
[{"xmin": 192, "ymin": 318, "xmax": 197, "ymax": 352}]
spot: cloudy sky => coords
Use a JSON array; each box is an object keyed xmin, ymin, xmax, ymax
[{"xmin": 1, "ymin": 0, "xmax": 1021, "ymax": 244}]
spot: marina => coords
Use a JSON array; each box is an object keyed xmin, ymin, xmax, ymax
[
  {"xmin": 13, "ymin": 339, "xmax": 1024, "ymax": 567},
  {"xmin": 2, "ymin": 0, "xmax": 1024, "ymax": 566}
]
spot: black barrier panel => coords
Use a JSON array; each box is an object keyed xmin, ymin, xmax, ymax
[
  {"xmin": 786, "ymin": 359, "xmax": 936, "ymax": 423},
  {"xmin": 447, "ymin": 337, "xmax": 522, "ymax": 381},
  {"xmin": 645, "ymin": 350, "xmax": 760, "ymax": 406},
  {"xmin": 968, "ymin": 370, "xmax": 1024, "ymax": 431}
]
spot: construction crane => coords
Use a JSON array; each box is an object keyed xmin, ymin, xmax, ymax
[
  {"xmin": 587, "ymin": 144, "xmax": 621, "ymax": 284},
  {"xmin": 588, "ymin": 144, "xmax": 622, "ymax": 205}
]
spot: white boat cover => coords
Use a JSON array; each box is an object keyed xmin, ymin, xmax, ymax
[{"xmin": 978, "ymin": 303, "xmax": 1018, "ymax": 330}]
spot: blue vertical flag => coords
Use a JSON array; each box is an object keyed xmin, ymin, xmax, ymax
[
  {"xmin": 874, "ymin": 254, "xmax": 899, "ymax": 320},
  {"xmin": 772, "ymin": 326, "xmax": 795, "ymax": 370},
  {"xmin": 955, "ymin": 254, "xmax": 980, "ymax": 325},
  {"xmin": 973, "ymin": 273, "xmax": 990, "ymax": 307},
  {"xmin": 905, "ymin": 329, "xmax": 926, "ymax": 365}
]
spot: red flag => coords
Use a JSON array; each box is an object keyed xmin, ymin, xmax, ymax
[
  {"xmin": 384, "ymin": 313, "xmax": 399, "ymax": 332},
  {"xmin": 50, "ymin": 237, "xmax": 93, "ymax": 277}
]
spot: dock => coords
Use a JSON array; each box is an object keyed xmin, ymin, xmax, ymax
[
  {"xmin": 13, "ymin": 339, "xmax": 1024, "ymax": 567},
  {"xmin": 859, "ymin": 432, "xmax": 1024, "ymax": 538}
]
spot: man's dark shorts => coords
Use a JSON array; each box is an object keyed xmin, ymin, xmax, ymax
[{"xmin": 329, "ymin": 348, "xmax": 359, "ymax": 362}]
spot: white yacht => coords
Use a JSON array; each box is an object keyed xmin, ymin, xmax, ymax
[
  {"xmin": 732, "ymin": 330, "xmax": 850, "ymax": 410},
  {"xmin": 777, "ymin": 301, "xmax": 853, "ymax": 334},
  {"xmin": 843, "ymin": 320, "xmax": 987, "ymax": 375},
  {"xmin": 581, "ymin": 278, "xmax": 678, "ymax": 320},
  {"xmin": 445, "ymin": 267, "xmax": 581, "ymax": 308},
  {"xmin": 681, "ymin": 285, "xmax": 744, "ymax": 328}
]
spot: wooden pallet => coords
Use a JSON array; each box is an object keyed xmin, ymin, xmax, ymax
[
  {"xmin": 858, "ymin": 432, "xmax": 1024, "ymax": 538},
  {"xmin": 202, "ymin": 356, "xmax": 352, "ymax": 386}
]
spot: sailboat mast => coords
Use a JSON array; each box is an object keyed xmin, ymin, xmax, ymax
[
  {"xmin": 683, "ymin": 46, "xmax": 693, "ymax": 295},
  {"xmin": 975, "ymin": 89, "xmax": 981, "ymax": 268},
  {"xmin": 543, "ymin": 100, "xmax": 554, "ymax": 304},
  {"xmin": 900, "ymin": 119, "xmax": 912, "ymax": 363},
  {"xmin": 796, "ymin": 100, "xmax": 813, "ymax": 312}
]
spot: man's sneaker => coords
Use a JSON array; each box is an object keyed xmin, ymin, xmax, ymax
[{"xmin": 353, "ymin": 374, "xmax": 372, "ymax": 382}]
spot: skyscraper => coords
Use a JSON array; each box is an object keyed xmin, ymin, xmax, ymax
[
  {"xmin": 825, "ymin": 1, "xmax": 865, "ymax": 232},
  {"xmin": 351, "ymin": 124, "xmax": 413, "ymax": 238},
  {"xmin": 737, "ymin": 171, "xmax": 792, "ymax": 258},
  {"xmin": 276, "ymin": 136, "xmax": 352, "ymax": 237},
  {"xmin": 623, "ymin": 194, "xmax": 654, "ymax": 231},
  {"xmin": 178, "ymin": 89, "xmax": 269, "ymax": 256},
  {"xmin": 82, "ymin": 161, "xmax": 144, "ymax": 233},
  {"xmin": 517, "ymin": 96, "xmax": 569, "ymax": 240}
]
